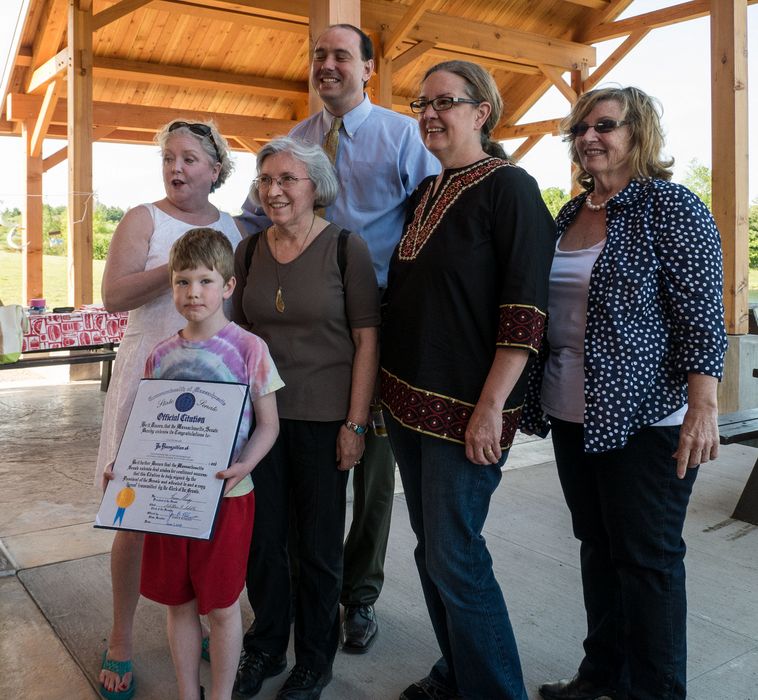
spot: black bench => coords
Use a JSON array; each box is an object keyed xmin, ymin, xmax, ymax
[
  {"xmin": 718, "ymin": 407, "xmax": 758, "ymax": 526},
  {"xmin": 0, "ymin": 343, "xmax": 118, "ymax": 391}
]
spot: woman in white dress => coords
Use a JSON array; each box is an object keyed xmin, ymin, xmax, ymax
[{"xmin": 96, "ymin": 120, "xmax": 243, "ymax": 700}]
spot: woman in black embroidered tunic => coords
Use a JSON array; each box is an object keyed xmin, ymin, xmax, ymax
[{"xmin": 381, "ymin": 60, "xmax": 555, "ymax": 700}]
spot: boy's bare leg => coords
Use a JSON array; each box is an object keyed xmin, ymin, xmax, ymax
[
  {"xmin": 167, "ymin": 599, "xmax": 203, "ymax": 700},
  {"xmin": 99, "ymin": 529, "xmax": 144, "ymax": 693},
  {"xmin": 207, "ymin": 601, "xmax": 243, "ymax": 700}
]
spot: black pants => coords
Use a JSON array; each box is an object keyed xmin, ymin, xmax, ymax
[
  {"xmin": 244, "ymin": 419, "xmax": 348, "ymax": 673},
  {"xmin": 550, "ymin": 417, "xmax": 696, "ymax": 700}
]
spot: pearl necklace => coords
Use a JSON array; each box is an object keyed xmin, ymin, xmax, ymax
[{"xmin": 585, "ymin": 192, "xmax": 609, "ymax": 212}]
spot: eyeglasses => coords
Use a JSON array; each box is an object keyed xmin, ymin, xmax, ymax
[
  {"xmin": 253, "ymin": 175, "xmax": 311, "ymax": 190},
  {"xmin": 409, "ymin": 96, "xmax": 482, "ymax": 114},
  {"xmin": 168, "ymin": 121, "xmax": 221, "ymax": 162},
  {"xmin": 568, "ymin": 119, "xmax": 630, "ymax": 138}
]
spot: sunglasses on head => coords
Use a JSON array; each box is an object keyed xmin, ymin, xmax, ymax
[
  {"xmin": 168, "ymin": 121, "xmax": 221, "ymax": 162},
  {"xmin": 568, "ymin": 119, "xmax": 630, "ymax": 138}
]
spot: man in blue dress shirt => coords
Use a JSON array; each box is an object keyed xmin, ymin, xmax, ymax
[{"xmin": 235, "ymin": 22, "xmax": 438, "ymax": 698}]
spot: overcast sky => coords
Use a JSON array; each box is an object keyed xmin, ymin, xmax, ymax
[{"xmin": 0, "ymin": 0, "xmax": 755, "ymax": 217}]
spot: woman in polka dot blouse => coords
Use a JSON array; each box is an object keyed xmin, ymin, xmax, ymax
[{"xmin": 521, "ymin": 86, "xmax": 727, "ymax": 700}]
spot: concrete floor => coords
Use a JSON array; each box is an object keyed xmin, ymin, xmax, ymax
[{"xmin": 1, "ymin": 370, "xmax": 757, "ymax": 699}]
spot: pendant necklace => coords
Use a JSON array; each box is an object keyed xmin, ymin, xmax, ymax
[{"xmin": 273, "ymin": 213, "xmax": 316, "ymax": 313}]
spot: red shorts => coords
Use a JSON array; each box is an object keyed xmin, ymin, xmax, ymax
[{"xmin": 140, "ymin": 491, "xmax": 254, "ymax": 615}]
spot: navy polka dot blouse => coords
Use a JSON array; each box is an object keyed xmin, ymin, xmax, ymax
[{"xmin": 521, "ymin": 178, "xmax": 728, "ymax": 453}]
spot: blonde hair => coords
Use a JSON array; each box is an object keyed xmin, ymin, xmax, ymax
[
  {"xmin": 169, "ymin": 228, "xmax": 234, "ymax": 282},
  {"xmin": 156, "ymin": 119, "xmax": 234, "ymax": 192},
  {"xmin": 561, "ymin": 86, "xmax": 674, "ymax": 191}
]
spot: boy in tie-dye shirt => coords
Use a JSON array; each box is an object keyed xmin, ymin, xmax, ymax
[{"xmin": 139, "ymin": 227, "xmax": 283, "ymax": 700}]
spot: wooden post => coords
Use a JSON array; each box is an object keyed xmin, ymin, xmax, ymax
[
  {"xmin": 369, "ymin": 31, "xmax": 392, "ymax": 110},
  {"xmin": 569, "ymin": 66, "xmax": 588, "ymax": 198},
  {"xmin": 67, "ymin": 0, "xmax": 93, "ymax": 307},
  {"xmin": 21, "ymin": 121, "xmax": 44, "ymax": 303},
  {"xmin": 711, "ymin": 0, "xmax": 749, "ymax": 335},
  {"xmin": 308, "ymin": 0, "xmax": 361, "ymax": 116}
]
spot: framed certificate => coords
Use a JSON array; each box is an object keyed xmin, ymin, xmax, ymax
[{"xmin": 95, "ymin": 378, "xmax": 248, "ymax": 540}]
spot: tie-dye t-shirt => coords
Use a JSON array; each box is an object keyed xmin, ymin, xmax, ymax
[{"xmin": 144, "ymin": 322, "xmax": 284, "ymax": 497}]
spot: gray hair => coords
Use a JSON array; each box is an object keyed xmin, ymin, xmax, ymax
[
  {"xmin": 250, "ymin": 136, "xmax": 339, "ymax": 209},
  {"xmin": 155, "ymin": 119, "xmax": 234, "ymax": 192}
]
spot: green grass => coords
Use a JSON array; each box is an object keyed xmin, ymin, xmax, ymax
[
  {"xmin": 2, "ymin": 249, "xmax": 758, "ymax": 310},
  {"xmin": 0, "ymin": 250, "xmax": 106, "ymax": 308}
]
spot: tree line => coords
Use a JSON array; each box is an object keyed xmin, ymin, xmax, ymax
[{"xmin": 0, "ymin": 201, "xmax": 124, "ymax": 259}]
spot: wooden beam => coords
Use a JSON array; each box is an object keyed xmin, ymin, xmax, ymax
[
  {"xmin": 392, "ymin": 40, "xmax": 435, "ymax": 73},
  {"xmin": 711, "ymin": 0, "xmax": 749, "ymax": 335},
  {"xmin": 27, "ymin": 47, "xmax": 68, "ymax": 94},
  {"xmin": 583, "ymin": 29, "xmax": 648, "ymax": 92},
  {"xmin": 539, "ymin": 65, "xmax": 577, "ymax": 104},
  {"xmin": 373, "ymin": 31, "xmax": 393, "ymax": 109},
  {"xmin": 496, "ymin": 118, "xmax": 562, "ymax": 139},
  {"xmin": 583, "ymin": 0, "xmax": 711, "ymax": 43},
  {"xmin": 362, "ymin": 2, "xmax": 595, "ymax": 70},
  {"xmin": 564, "ymin": 0, "xmax": 609, "ymax": 8},
  {"xmin": 42, "ymin": 126, "xmax": 117, "ymax": 172},
  {"xmin": 509, "ymin": 135, "xmax": 543, "ymax": 163},
  {"xmin": 27, "ymin": 0, "xmax": 67, "ymax": 89},
  {"xmin": 92, "ymin": 0, "xmax": 153, "ymax": 31},
  {"xmin": 22, "ymin": 121, "xmax": 43, "ymax": 302},
  {"xmin": 93, "ymin": 56, "xmax": 308, "ymax": 101},
  {"xmin": 232, "ymin": 136, "xmax": 260, "ymax": 155},
  {"xmin": 384, "ymin": 0, "xmax": 435, "ymax": 60},
  {"xmin": 68, "ymin": 0, "xmax": 94, "ymax": 308},
  {"xmin": 30, "ymin": 80, "xmax": 61, "ymax": 157},
  {"xmin": 6, "ymin": 93, "xmax": 299, "ymax": 140}
]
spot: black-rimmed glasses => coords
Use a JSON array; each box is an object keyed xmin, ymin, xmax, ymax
[
  {"xmin": 168, "ymin": 121, "xmax": 221, "ymax": 163},
  {"xmin": 253, "ymin": 175, "xmax": 311, "ymax": 190},
  {"xmin": 568, "ymin": 119, "xmax": 630, "ymax": 138},
  {"xmin": 409, "ymin": 96, "xmax": 482, "ymax": 114}
]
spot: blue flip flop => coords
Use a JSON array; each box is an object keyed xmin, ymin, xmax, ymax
[{"xmin": 99, "ymin": 650, "xmax": 135, "ymax": 700}]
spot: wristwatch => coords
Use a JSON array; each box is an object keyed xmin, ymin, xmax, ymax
[{"xmin": 344, "ymin": 419, "xmax": 367, "ymax": 435}]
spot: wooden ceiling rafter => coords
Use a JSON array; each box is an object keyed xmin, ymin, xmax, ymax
[
  {"xmin": 92, "ymin": 0, "xmax": 153, "ymax": 31},
  {"xmin": 93, "ymin": 56, "xmax": 308, "ymax": 100},
  {"xmin": 510, "ymin": 134, "xmax": 544, "ymax": 162},
  {"xmin": 382, "ymin": 0, "xmax": 435, "ymax": 60},
  {"xmin": 27, "ymin": 47, "xmax": 68, "ymax": 94},
  {"xmin": 6, "ymin": 92, "xmax": 298, "ymax": 142},
  {"xmin": 30, "ymin": 78, "xmax": 60, "ymax": 156}
]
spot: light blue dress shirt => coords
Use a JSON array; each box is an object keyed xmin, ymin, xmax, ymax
[{"xmin": 236, "ymin": 95, "xmax": 439, "ymax": 287}]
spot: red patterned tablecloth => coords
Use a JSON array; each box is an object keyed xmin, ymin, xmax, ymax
[{"xmin": 22, "ymin": 309, "xmax": 128, "ymax": 352}]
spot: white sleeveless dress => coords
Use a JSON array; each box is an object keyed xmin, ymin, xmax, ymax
[{"xmin": 94, "ymin": 203, "xmax": 242, "ymax": 482}]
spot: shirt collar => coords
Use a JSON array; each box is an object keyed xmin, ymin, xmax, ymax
[{"xmin": 321, "ymin": 94, "xmax": 372, "ymax": 139}]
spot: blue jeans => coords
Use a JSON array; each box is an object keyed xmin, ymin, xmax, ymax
[
  {"xmin": 387, "ymin": 415, "xmax": 528, "ymax": 700},
  {"xmin": 550, "ymin": 418, "xmax": 697, "ymax": 700}
]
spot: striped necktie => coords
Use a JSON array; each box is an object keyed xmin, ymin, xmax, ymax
[{"xmin": 323, "ymin": 116, "xmax": 342, "ymax": 164}]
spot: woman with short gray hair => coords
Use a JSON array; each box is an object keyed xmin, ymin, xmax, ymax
[{"xmin": 231, "ymin": 136, "xmax": 380, "ymax": 699}]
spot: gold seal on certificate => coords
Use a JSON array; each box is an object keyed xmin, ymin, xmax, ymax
[{"xmin": 95, "ymin": 378, "xmax": 248, "ymax": 540}]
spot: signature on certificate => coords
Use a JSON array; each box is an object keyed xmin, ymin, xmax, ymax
[{"xmin": 148, "ymin": 491, "xmax": 204, "ymax": 527}]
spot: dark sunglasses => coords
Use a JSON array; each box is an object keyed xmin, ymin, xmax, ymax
[
  {"xmin": 568, "ymin": 119, "xmax": 630, "ymax": 138},
  {"xmin": 168, "ymin": 121, "xmax": 221, "ymax": 162}
]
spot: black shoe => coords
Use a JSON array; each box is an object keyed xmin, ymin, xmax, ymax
[
  {"xmin": 539, "ymin": 673, "xmax": 616, "ymax": 700},
  {"xmin": 399, "ymin": 676, "xmax": 460, "ymax": 700},
  {"xmin": 234, "ymin": 649, "xmax": 287, "ymax": 697},
  {"xmin": 342, "ymin": 604, "xmax": 378, "ymax": 653},
  {"xmin": 275, "ymin": 664, "xmax": 332, "ymax": 699}
]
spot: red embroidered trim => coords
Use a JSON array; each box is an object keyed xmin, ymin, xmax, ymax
[
  {"xmin": 380, "ymin": 368, "xmax": 520, "ymax": 449},
  {"xmin": 497, "ymin": 305, "xmax": 546, "ymax": 352},
  {"xmin": 398, "ymin": 158, "xmax": 512, "ymax": 261}
]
